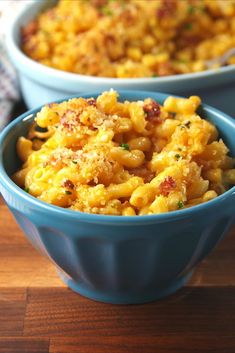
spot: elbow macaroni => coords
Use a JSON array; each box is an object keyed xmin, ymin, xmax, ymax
[{"xmin": 13, "ymin": 90, "xmax": 235, "ymax": 216}]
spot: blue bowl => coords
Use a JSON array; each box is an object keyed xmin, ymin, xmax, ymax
[
  {"xmin": 6, "ymin": 0, "xmax": 235, "ymax": 115},
  {"xmin": 0, "ymin": 91, "xmax": 235, "ymax": 304}
]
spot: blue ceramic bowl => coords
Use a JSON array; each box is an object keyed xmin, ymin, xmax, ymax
[
  {"xmin": 0, "ymin": 91, "xmax": 235, "ymax": 304},
  {"xmin": 6, "ymin": 0, "xmax": 235, "ymax": 115}
]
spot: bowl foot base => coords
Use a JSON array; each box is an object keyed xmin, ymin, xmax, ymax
[{"xmin": 58, "ymin": 270, "xmax": 193, "ymax": 304}]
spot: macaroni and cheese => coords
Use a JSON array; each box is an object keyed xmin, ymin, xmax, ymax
[
  {"xmin": 21, "ymin": 0, "xmax": 235, "ymax": 78},
  {"xmin": 13, "ymin": 90, "xmax": 235, "ymax": 215}
]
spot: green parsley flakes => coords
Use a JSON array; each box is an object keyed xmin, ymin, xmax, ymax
[
  {"xmin": 178, "ymin": 201, "xmax": 184, "ymax": 209},
  {"xmin": 101, "ymin": 6, "xmax": 112, "ymax": 16},
  {"xmin": 185, "ymin": 121, "xmax": 191, "ymax": 128},
  {"xmin": 120, "ymin": 143, "xmax": 130, "ymax": 151},
  {"xmin": 175, "ymin": 154, "xmax": 181, "ymax": 160},
  {"xmin": 185, "ymin": 23, "xmax": 193, "ymax": 30},
  {"xmin": 188, "ymin": 5, "xmax": 195, "ymax": 14}
]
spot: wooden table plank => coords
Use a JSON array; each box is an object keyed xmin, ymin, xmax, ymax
[
  {"xmin": 24, "ymin": 287, "xmax": 235, "ymax": 337},
  {"xmin": 0, "ymin": 338, "xmax": 49, "ymax": 353},
  {"xmin": 0, "ymin": 200, "xmax": 61, "ymax": 287},
  {"xmin": 50, "ymin": 335, "xmax": 235, "ymax": 353},
  {"xmin": 0, "ymin": 289, "xmax": 26, "ymax": 337}
]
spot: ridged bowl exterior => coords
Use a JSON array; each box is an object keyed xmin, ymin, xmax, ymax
[{"xmin": 0, "ymin": 91, "xmax": 235, "ymax": 304}]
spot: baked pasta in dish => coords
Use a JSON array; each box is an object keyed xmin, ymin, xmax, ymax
[
  {"xmin": 21, "ymin": 0, "xmax": 235, "ymax": 78},
  {"xmin": 12, "ymin": 90, "xmax": 235, "ymax": 215}
]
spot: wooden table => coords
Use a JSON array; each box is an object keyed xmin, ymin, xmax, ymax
[{"xmin": 0, "ymin": 195, "xmax": 235, "ymax": 353}]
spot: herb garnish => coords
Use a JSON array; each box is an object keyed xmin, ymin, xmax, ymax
[
  {"xmin": 185, "ymin": 23, "xmax": 193, "ymax": 30},
  {"xmin": 101, "ymin": 6, "xmax": 113, "ymax": 16},
  {"xmin": 180, "ymin": 121, "xmax": 191, "ymax": 129},
  {"xmin": 176, "ymin": 59, "xmax": 187, "ymax": 63},
  {"xmin": 120, "ymin": 143, "xmax": 130, "ymax": 151},
  {"xmin": 185, "ymin": 121, "xmax": 191, "ymax": 128},
  {"xmin": 188, "ymin": 5, "xmax": 195, "ymax": 14},
  {"xmin": 178, "ymin": 201, "xmax": 184, "ymax": 209},
  {"xmin": 65, "ymin": 190, "xmax": 72, "ymax": 195},
  {"xmin": 175, "ymin": 154, "xmax": 181, "ymax": 160}
]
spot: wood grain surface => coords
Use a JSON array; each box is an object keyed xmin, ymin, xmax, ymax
[{"xmin": 0, "ymin": 196, "xmax": 235, "ymax": 353}]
